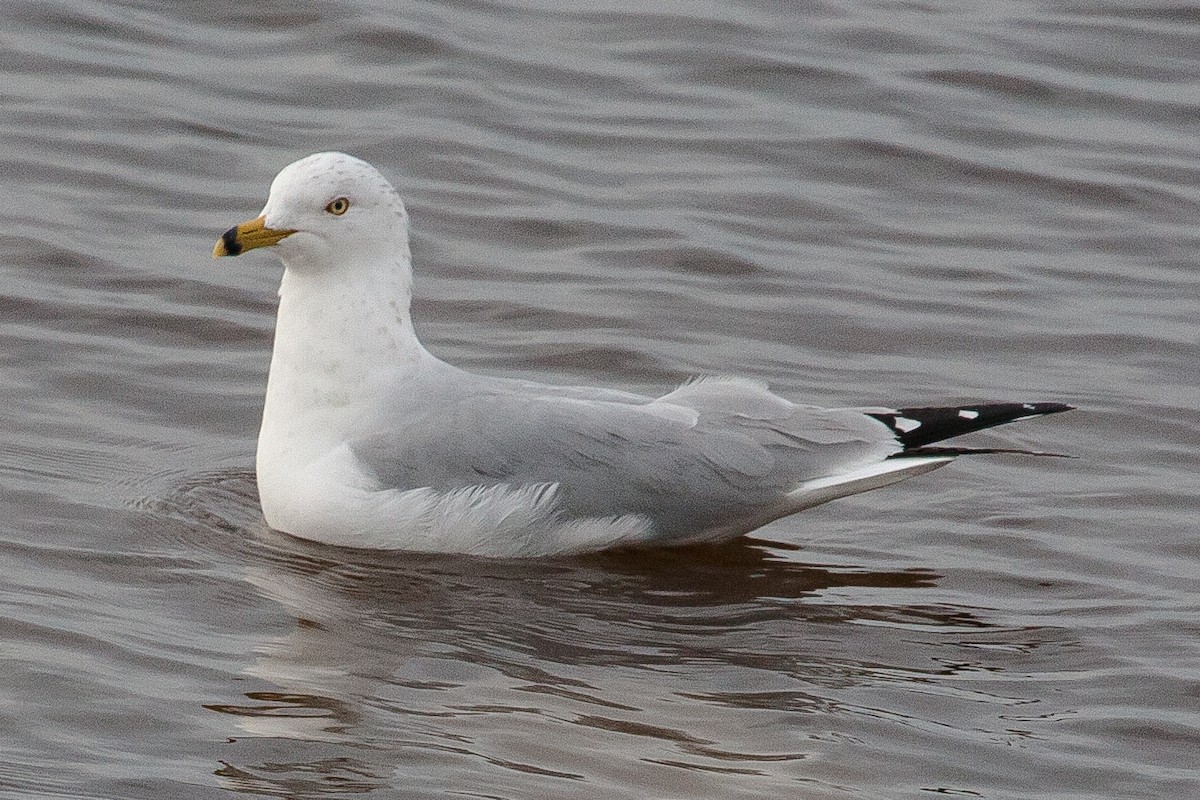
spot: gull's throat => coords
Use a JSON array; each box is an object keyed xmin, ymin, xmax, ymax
[{"xmin": 257, "ymin": 247, "xmax": 426, "ymax": 473}]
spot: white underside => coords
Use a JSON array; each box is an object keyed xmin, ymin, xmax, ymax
[
  {"xmin": 259, "ymin": 443, "xmax": 953, "ymax": 557},
  {"xmin": 785, "ymin": 455, "xmax": 953, "ymax": 509}
]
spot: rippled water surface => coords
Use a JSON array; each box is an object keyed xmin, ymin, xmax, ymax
[{"xmin": 3, "ymin": 1, "xmax": 1198, "ymax": 798}]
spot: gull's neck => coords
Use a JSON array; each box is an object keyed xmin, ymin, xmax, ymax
[{"xmin": 259, "ymin": 245, "xmax": 430, "ymax": 464}]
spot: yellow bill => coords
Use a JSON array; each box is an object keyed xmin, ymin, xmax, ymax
[{"xmin": 213, "ymin": 215, "xmax": 297, "ymax": 258}]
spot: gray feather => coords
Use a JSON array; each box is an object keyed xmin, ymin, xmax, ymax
[{"xmin": 350, "ymin": 365, "xmax": 895, "ymax": 541}]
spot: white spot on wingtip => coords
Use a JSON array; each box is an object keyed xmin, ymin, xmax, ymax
[
  {"xmin": 958, "ymin": 409, "xmax": 980, "ymax": 419},
  {"xmin": 1022, "ymin": 403, "xmax": 1036, "ymax": 410},
  {"xmin": 894, "ymin": 416, "xmax": 921, "ymax": 433}
]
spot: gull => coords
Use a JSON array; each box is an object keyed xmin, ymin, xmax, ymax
[{"xmin": 214, "ymin": 152, "xmax": 1072, "ymax": 557}]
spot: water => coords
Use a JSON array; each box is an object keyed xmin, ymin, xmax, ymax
[{"xmin": 2, "ymin": 1, "xmax": 1197, "ymax": 798}]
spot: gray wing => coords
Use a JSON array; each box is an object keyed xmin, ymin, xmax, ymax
[{"xmin": 350, "ymin": 371, "xmax": 897, "ymax": 540}]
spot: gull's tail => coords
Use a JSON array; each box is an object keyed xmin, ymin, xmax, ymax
[
  {"xmin": 782, "ymin": 401, "xmax": 1074, "ymax": 513},
  {"xmin": 866, "ymin": 402, "xmax": 1075, "ymax": 457}
]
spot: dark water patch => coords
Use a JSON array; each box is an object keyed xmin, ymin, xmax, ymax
[{"xmin": 918, "ymin": 66, "xmax": 1200, "ymax": 128}]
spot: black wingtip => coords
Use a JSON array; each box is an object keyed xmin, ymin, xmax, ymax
[
  {"xmin": 867, "ymin": 402, "xmax": 1074, "ymax": 449},
  {"xmin": 890, "ymin": 445, "xmax": 1077, "ymax": 459}
]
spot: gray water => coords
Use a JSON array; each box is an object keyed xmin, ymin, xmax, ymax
[{"xmin": 2, "ymin": 1, "xmax": 1198, "ymax": 798}]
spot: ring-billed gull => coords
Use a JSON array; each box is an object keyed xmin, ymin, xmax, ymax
[{"xmin": 214, "ymin": 152, "xmax": 1072, "ymax": 557}]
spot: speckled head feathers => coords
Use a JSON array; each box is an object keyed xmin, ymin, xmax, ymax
[
  {"xmin": 242, "ymin": 152, "xmax": 412, "ymax": 274},
  {"xmin": 264, "ymin": 152, "xmax": 406, "ymax": 223}
]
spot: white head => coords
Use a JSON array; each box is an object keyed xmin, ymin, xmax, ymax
[{"xmin": 214, "ymin": 152, "xmax": 411, "ymax": 276}]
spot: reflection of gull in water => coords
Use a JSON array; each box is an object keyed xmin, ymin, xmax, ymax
[
  {"xmin": 214, "ymin": 152, "xmax": 1072, "ymax": 556},
  {"xmin": 201, "ymin": 532, "xmax": 1010, "ymax": 796}
]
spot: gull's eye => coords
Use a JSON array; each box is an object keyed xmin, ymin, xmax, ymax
[{"xmin": 325, "ymin": 197, "xmax": 350, "ymax": 216}]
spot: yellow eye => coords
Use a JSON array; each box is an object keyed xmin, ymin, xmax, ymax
[{"xmin": 325, "ymin": 197, "xmax": 350, "ymax": 215}]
